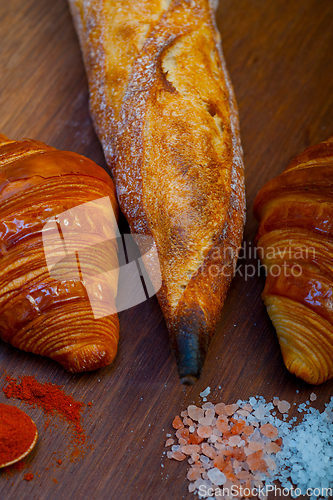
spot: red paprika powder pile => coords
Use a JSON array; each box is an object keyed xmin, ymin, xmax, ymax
[
  {"xmin": 0, "ymin": 403, "xmax": 37, "ymax": 467},
  {"xmin": 2, "ymin": 375, "xmax": 85, "ymax": 449}
]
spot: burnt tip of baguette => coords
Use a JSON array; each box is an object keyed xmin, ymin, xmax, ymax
[
  {"xmin": 171, "ymin": 318, "xmax": 210, "ymax": 385},
  {"xmin": 180, "ymin": 375, "xmax": 198, "ymax": 386}
]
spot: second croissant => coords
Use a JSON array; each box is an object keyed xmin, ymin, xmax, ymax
[{"xmin": 254, "ymin": 137, "xmax": 333, "ymax": 385}]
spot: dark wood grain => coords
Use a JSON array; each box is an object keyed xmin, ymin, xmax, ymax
[{"xmin": 0, "ymin": 0, "xmax": 333, "ymax": 498}]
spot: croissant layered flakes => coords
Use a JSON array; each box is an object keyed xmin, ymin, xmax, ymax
[
  {"xmin": 254, "ymin": 137, "xmax": 333, "ymax": 385},
  {"xmin": 0, "ymin": 134, "xmax": 120, "ymax": 372},
  {"xmin": 68, "ymin": 0, "xmax": 246, "ymax": 383}
]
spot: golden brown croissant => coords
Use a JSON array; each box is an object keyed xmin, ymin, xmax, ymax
[
  {"xmin": 253, "ymin": 136, "xmax": 333, "ymax": 385},
  {"xmin": 68, "ymin": 0, "xmax": 245, "ymax": 383},
  {"xmin": 0, "ymin": 134, "xmax": 120, "ymax": 372}
]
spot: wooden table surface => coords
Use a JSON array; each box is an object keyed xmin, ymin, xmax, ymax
[{"xmin": 0, "ymin": 1, "xmax": 333, "ymax": 499}]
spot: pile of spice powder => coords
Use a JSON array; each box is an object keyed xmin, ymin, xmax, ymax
[
  {"xmin": 2, "ymin": 375, "xmax": 85, "ymax": 457},
  {"xmin": 164, "ymin": 395, "xmax": 333, "ymax": 498}
]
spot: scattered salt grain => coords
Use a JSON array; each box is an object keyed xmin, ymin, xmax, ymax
[
  {"xmin": 310, "ymin": 392, "xmax": 317, "ymax": 402},
  {"xmin": 200, "ymin": 387, "xmax": 211, "ymax": 398},
  {"xmin": 277, "ymin": 400, "xmax": 291, "ymax": 414}
]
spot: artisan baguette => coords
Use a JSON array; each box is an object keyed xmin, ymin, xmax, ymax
[{"xmin": 68, "ymin": 0, "xmax": 245, "ymax": 383}]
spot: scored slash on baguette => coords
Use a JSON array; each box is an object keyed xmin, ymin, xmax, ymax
[{"xmin": 68, "ymin": 0, "xmax": 245, "ymax": 383}]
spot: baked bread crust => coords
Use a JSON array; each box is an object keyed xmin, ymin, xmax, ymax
[{"xmin": 69, "ymin": 0, "xmax": 245, "ymax": 383}]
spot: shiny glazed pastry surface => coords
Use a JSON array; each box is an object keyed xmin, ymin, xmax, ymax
[
  {"xmin": 68, "ymin": 0, "xmax": 246, "ymax": 383},
  {"xmin": 0, "ymin": 134, "xmax": 119, "ymax": 372},
  {"xmin": 254, "ymin": 137, "xmax": 333, "ymax": 385}
]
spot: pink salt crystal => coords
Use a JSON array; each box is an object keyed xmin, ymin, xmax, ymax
[
  {"xmin": 236, "ymin": 470, "xmax": 250, "ymax": 480},
  {"xmin": 197, "ymin": 426, "xmax": 213, "ymax": 438},
  {"xmin": 165, "ymin": 438, "xmax": 174, "ymax": 447},
  {"xmin": 263, "ymin": 442, "xmax": 281, "ymax": 454},
  {"xmin": 215, "ymin": 403, "xmax": 226, "ymax": 415},
  {"xmin": 225, "ymin": 403, "xmax": 239, "ymax": 416},
  {"xmin": 206, "ymin": 409, "xmax": 216, "ymax": 418},
  {"xmin": 310, "ymin": 392, "xmax": 317, "ymax": 402},
  {"xmin": 252, "ymin": 421, "xmax": 259, "ymax": 427},
  {"xmin": 176, "ymin": 427, "xmax": 189, "ymax": 441},
  {"xmin": 191, "ymin": 452, "xmax": 200, "ymax": 462},
  {"xmin": 216, "ymin": 415, "xmax": 229, "ymax": 433},
  {"xmin": 277, "ymin": 400, "xmax": 290, "ymax": 414},
  {"xmin": 179, "ymin": 438, "xmax": 187, "ymax": 446},
  {"xmin": 247, "ymin": 451, "xmax": 268, "ymax": 473},
  {"xmin": 233, "ymin": 459, "xmax": 240, "ymax": 469},
  {"xmin": 265, "ymin": 456, "xmax": 277, "ymax": 470},
  {"xmin": 243, "ymin": 404, "xmax": 253, "ymax": 412},
  {"xmin": 188, "ymin": 405, "xmax": 205, "ymax": 421},
  {"xmin": 260, "ymin": 423, "xmax": 278, "ymax": 439},
  {"xmin": 181, "ymin": 410, "xmax": 188, "ymax": 418},
  {"xmin": 188, "ymin": 483, "xmax": 196, "ymax": 493},
  {"xmin": 201, "ymin": 442, "xmax": 217, "ymax": 459},
  {"xmin": 202, "ymin": 402, "xmax": 215, "ymax": 410},
  {"xmin": 248, "ymin": 441, "xmax": 264, "ymax": 451},
  {"xmin": 209, "ymin": 435, "xmax": 218, "ymax": 445},
  {"xmin": 213, "ymin": 453, "xmax": 225, "ymax": 470},
  {"xmin": 198, "ymin": 416, "xmax": 213, "ymax": 426},
  {"xmin": 273, "ymin": 397, "xmax": 279, "ymax": 406},
  {"xmin": 184, "ymin": 417, "xmax": 194, "ymax": 427},
  {"xmin": 171, "ymin": 451, "xmax": 186, "ymax": 461},
  {"xmin": 254, "ymin": 479, "xmax": 264, "ymax": 488},
  {"xmin": 228, "ymin": 435, "xmax": 241, "ymax": 446},
  {"xmin": 243, "ymin": 425, "xmax": 254, "ymax": 436},
  {"xmin": 237, "ymin": 410, "xmax": 250, "ymax": 418},
  {"xmin": 187, "ymin": 465, "xmax": 203, "ymax": 481},
  {"xmin": 181, "ymin": 445, "xmax": 200, "ymax": 455},
  {"xmin": 244, "ymin": 446, "xmax": 253, "ymax": 456},
  {"xmin": 172, "ymin": 415, "xmax": 184, "ymax": 429}
]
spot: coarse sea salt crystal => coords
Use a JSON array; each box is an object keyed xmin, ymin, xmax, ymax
[{"xmin": 200, "ymin": 387, "xmax": 211, "ymax": 398}]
